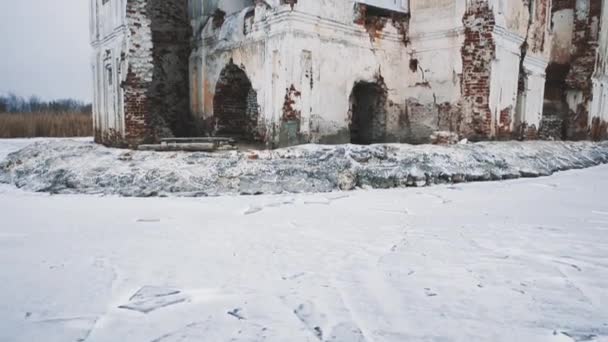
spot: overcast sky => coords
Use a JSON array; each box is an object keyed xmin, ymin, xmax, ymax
[{"xmin": 0, "ymin": 0, "xmax": 92, "ymax": 102}]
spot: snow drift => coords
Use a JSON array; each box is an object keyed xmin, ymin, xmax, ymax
[{"xmin": 1, "ymin": 139, "xmax": 608, "ymax": 197}]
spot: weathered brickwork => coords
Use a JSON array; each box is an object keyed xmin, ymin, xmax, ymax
[
  {"xmin": 591, "ymin": 117, "xmax": 608, "ymax": 141},
  {"xmin": 278, "ymin": 85, "xmax": 303, "ymax": 147},
  {"xmin": 122, "ymin": 0, "xmax": 154, "ymax": 147},
  {"xmin": 497, "ymin": 106, "xmax": 513, "ymax": 139},
  {"xmin": 146, "ymin": 0, "xmax": 193, "ymax": 139},
  {"xmin": 517, "ymin": 123, "xmax": 539, "ymax": 140},
  {"xmin": 539, "ymin": 115, "xmax": 565, "ymax": 140},
  {"xmin": 552, "ymin": 0, "xmax": 576, "ymax": 11},
  {"xmin": 92, "ymin": 0, "xmax": 191, "ymax": 147},
  {"xmin": 354, "ymin": 3, "xmax": 410, "ymax": 45},
  {"xmin": 528, "ymin": 0, "xmax": 550, "ymax": 53},
  {"xmin": 461, "ymin": 0, "xmax": 496, "ymax": 140}
]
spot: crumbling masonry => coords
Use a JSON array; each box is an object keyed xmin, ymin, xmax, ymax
[{"xmin": 90, "ymin": 0, "xmax": 608, "ymax": 148}]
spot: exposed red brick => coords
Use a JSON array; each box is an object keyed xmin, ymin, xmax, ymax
[
  {"xmin": 497, "ymin": 106, "xmax": 513, "ymax": 139},
  {"xmin": 460, "ymin": 0, "xmax": 496, "ymax": 140},
  {"xmin": 282, "ymin": 84, "xmax": 302, "ymax": 122},
  {"xmin": 354, "ymin": 3, "xmax": 410, "ymax": 45},
  {"xmin": 590, "ymin": 117, "xmax": 608, "ymax": 141}
]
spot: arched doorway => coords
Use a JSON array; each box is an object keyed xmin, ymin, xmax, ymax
[
  {"xmin": 349, "ymin": 81, "xmax": 387, "ymax": 144},
  {"xmin": 213, "ymin": 61, "xmax": 259, "ymax": 141}
]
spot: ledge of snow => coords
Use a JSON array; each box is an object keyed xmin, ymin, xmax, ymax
[{"xmin": 1, "ymin": 140, "xmax": 608, "ymax": 197}]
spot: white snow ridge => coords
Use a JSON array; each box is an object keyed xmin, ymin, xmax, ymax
[{"xmin": 1, "ymin": 139, "xmax": 608, "ymax": 197}]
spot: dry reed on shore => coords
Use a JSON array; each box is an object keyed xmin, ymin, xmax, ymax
[{"xmin": 0, "ymin": 112, "xmax": 92, "ymax": 138}]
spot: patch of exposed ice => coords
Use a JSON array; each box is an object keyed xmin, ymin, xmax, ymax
[{"xmin": 118, "ymin": 286, "xmax": 188, "ymax": 314}]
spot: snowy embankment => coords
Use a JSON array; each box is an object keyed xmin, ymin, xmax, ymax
[{"xmin": 1, "ymin": 139, "xmax": 608, "ymax": 196}]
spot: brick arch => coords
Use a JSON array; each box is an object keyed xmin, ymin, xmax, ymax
[{"xmin": 213, "ymin": 61, "xmax": 259, "ymax": 141}]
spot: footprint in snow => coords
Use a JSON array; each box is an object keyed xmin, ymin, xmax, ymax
[
  {"xmin": 556, "ymin": 331, "xmax": 598, "ymax": 341},
  {"xmin": 136, "ymin": 218, "xmax": 161, "ymax": 223},
  {"xmin": 243, "ymin": 199, "xmax": 295, "ymax": 215},
  {"xmin": 243, "ymin": 206, "xmax": 263, "ymax": 215},
  {"xmin": 227, "ymin": 308, "xmax": 246, "ymax": 320},
  {"xmin": 424, "ymin": 288, "xmax": 438, "ymax": 297},
  {"xmin": 293, "ymin": 302, "xmax": 327, "ymax": 341},
  {"xmin": 304, "ymin": 194, "xmax": 350, "ymax": 205},
  {"xmin": 327, "ymin": 322, "xmax": 367, "ymax": 342}
]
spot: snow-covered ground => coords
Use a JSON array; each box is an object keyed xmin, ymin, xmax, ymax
[{"xmin": 0, "ymin": 139, "xmax": 607, "ymax": 342}]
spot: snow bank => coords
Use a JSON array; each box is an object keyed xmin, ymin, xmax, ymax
[{"xmin": 1, "ymin": 139, "xmax": 608, "ymax": 197}]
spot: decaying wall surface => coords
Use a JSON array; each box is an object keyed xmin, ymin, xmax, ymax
[
  {"xmin": 93, "ymin": 0, "xmax": 605, "ymax": 148},
  {"xmin": 191, "ymin": 0, "xmax": 560, "ymax": 147},
  {"xmin": 91, "ymin": 0, "xmax": 191, "ymax": 147},
  {"xmin": 590, "ymin": 0, "xmax": 608, "ymax": 140},
  {"xmin": 191, "ymin": 0, "xmax": 416, "ymax": 147},
  {"xmin": 461, "ymin": 0, "xmax": 496, "ymax": 140},
  {"xmin": 542, "ymin": 0, "xmax": 607, "ymax": 140},
  {"xmin": 90, "ymin": 0, "xmax": 128, "ymax": 145}
]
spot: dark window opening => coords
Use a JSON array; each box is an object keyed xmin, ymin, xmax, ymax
[
  {"xmin": 243, "ymin": 9, "xmax": 255, "ymax": 35},
  {"xmin": 212, "ymin": 9, "xmax": 226, "ymax": 29},
  {"xmin": 213, "ymin": 61, "xmax": 259, "ymax": 142},
  {"xmin": 280, "ymin": 0, "xmax": 298, "ymax": 9},
  {"xmin": 106, "ymin": 65, "xmax": 113, "ymax": 86},
  {"xmin": 542, "ymin": 63, "xmax": 571, "ymax": 139},
  {"xmin": 349, "ymin": 81, "xmax": 388, "ymax": 144},
  {"xmin": 409, "ymin": 59, "xmax": 419, "ymax": 72}
]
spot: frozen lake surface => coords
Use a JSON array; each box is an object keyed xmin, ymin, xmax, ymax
[{"xmin": 0, "ymin": 139, "xmax": 607, "ymax": 341}]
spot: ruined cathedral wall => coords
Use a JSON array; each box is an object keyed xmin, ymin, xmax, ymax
[
  {"xmin": 276, "ymin": 27, "xmax": 414, "ymax": 145},
  {"xmin": 381, "ymin": 0, "xmax": 466, "ymax": 143},
  {"xmin": 144, "ymin": 0, "xmax": 192, "ymax": 139},
  {"xmin": 543, "ymin": 0, "xmax": 604, "ymax": 140},
  {"xmin": 90, "ymin": 0, "xmax": 129, "ymax": 146},
  {"xmin": 120, "ymin": 0, "xmax": 192, "ymax": 147},
  {"xmin": 516, "ymin": 0, "xmax": 552, "ymax": 138},
  {"xmin": 256, "ymin": 1, "xmax": 469, "ymax": 145},
  {"xmin": 410, "ymin": 0, "xmax": 551, "ymax": 142},
  {"xmin": 91, "ymin": 0, "xmax": 192, "ymax": 147},
  {"xmin": 274, "ymin": 1, "xmax": 415, "ymax": 145},
  {"xmin": 266, "ymin": 0, "xmax": 458, "ymax": 145},
  {"xmin": 283, "ymin": 0, "xmax": 474, "ymax": 144},
  {"xmin": 590, "ymin": 0, "xmax": 608, "ymax": 140},
  {"xmin": 486, "ymin": 0, "xmax": 551, "ymax": 140},
  {"xmin": 195, "ymin": 4, "xmax": 270, "ymax": 142},
  {"xmin": 196, "ymin": 1, "xmax": 417, "ymax": 146},
  {"xmin": 194, "ymin": 0, "xmax": 559, "ymax": 146}
]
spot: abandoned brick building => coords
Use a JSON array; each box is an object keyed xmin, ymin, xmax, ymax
[{"xmin": 90, "ymin": 0, "xmax": 608, "ymax": 148}]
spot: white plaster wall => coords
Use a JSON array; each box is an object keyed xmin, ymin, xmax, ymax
[
  {"xmin": 550, "ymin": 9, "xmax": 575, "ymax": 64},
  {"xmin": 590, "ymin": 0, "xmax": 608, "ymax": 124},
  {"xmin": 408, "ymin": 0, "xmax": 465, "ymax": 104},
  {"xmin": 590, "ymin": 79, "xmax": 608, "ymax": 123},
  {"xmin": 521, "ymin": 60, "xmax": 547, "ymax": 127},
  {"xmin": 195, "ymin": 0, "xmax": 473, "ymax": 144},
  {"xmin": 489, "ymin": 35, "xmax": 521, "ymax": 133},
  {"xmin": 90, "ymin": 0, "xmax": 128, "ymax": 138},
  {"xmin": 490, "ymin": 0, "xmax": 550, "ymax": 133},
  {"xmin": 284, "ymin": 28, "xmax": 413, "ymax": 140},
  {"xmin": 192, "ymin": 0, "xmax": 558, "ymax": 143}
]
